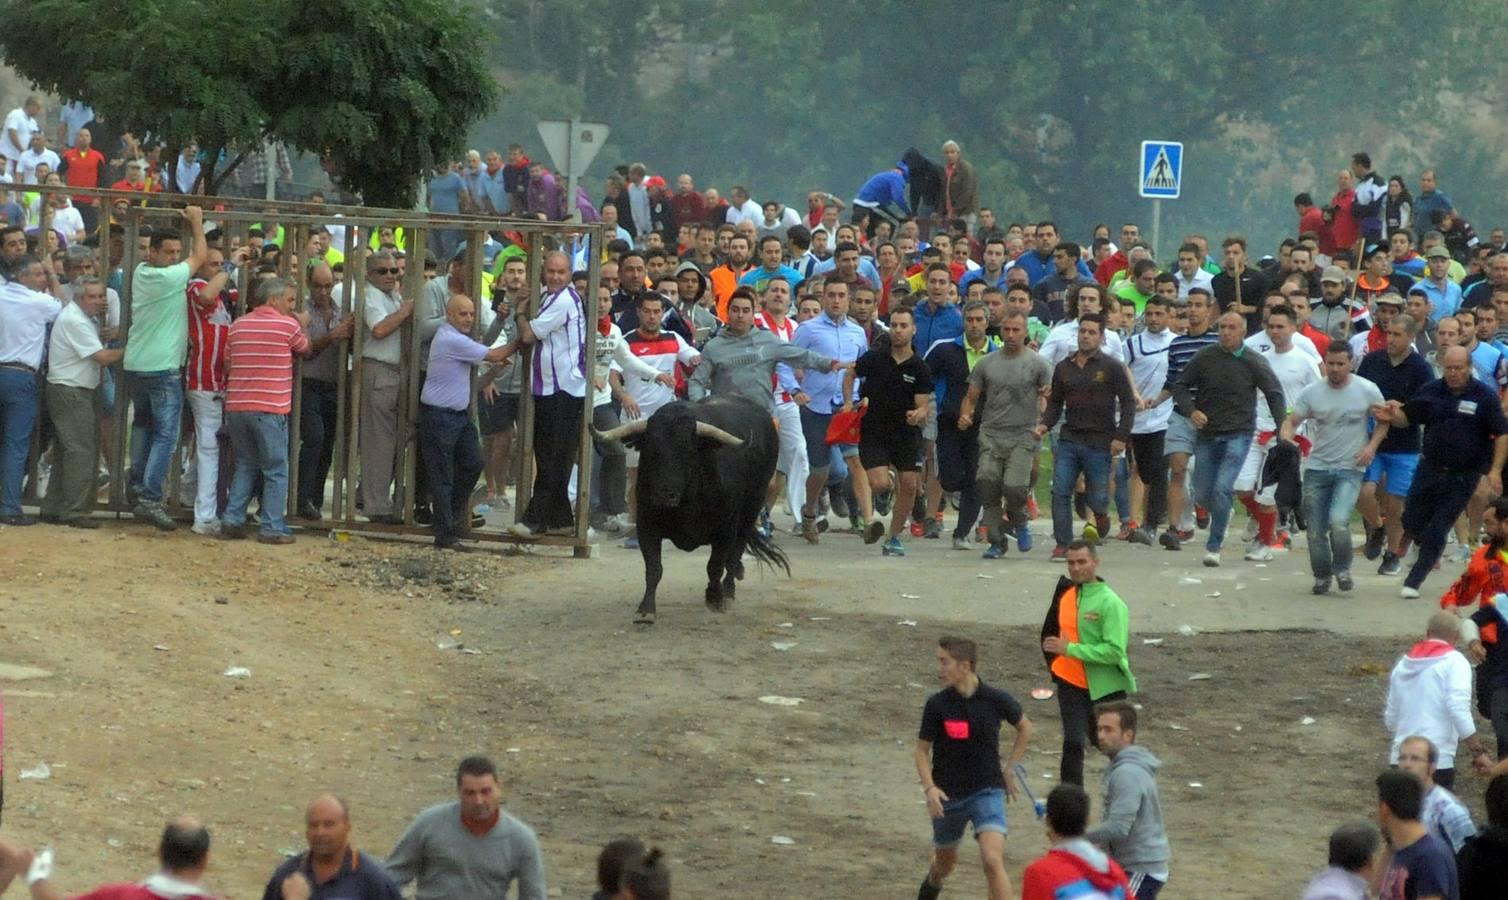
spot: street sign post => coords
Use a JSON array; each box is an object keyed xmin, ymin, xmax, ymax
[
  {"xmin": 1139, "ymin": 140, "xmax": 1183, "ymax": 262},
  {"xmin": 537, "ymin": 118, "xmax": 611, "ymax": 224}
]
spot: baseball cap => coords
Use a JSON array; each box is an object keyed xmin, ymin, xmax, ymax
[
  {"xmin": 1320, "ymin": 265, "xmax": 1347, "ymax": 284},
  {"xmin": 1374, "ymin": 293, "xmax": 1404, "ymax": 306},
  {"xmin": 1425, "ymin": 245, "xmax": 1451, "ymax": 259}
]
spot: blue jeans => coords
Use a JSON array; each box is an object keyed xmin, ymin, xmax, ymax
[
  {"xmin": 1051, "ymin": 438, "xmax": 1109, "ymax": 546},
  {"xmin": 1301, "ymin": 468, "xmax": 1363, "ymax": 578},
  {"xmin": 127, "ymin": 371, "xmax": 184, "ymax": 504},
  {"xmin": 222, "ymin": 411, "xmax": 290, "ymax": 536},
  {"xmin": 0, "ymin": 367, "xmax": 40, "ymax": 516},
  {"xmin": 1112, "ymin": 453, "xmax": 1131, "ymax": 523},
  {"xmin": 1192, "ymin": 432, "xmax": 1253, "ymax": 552}
]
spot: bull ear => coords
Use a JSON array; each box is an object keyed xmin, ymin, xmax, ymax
[{"xmin": 694, "ymin": 422, "xmax": 744, "ymax": 447}]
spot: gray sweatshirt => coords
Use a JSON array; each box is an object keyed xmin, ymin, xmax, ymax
[
  {"xmin": 385, "ymin": 801, "xmax": 546, "ymax": 900},
  {"xmin": 688, "ymin": 327, "xmax": 833, "ymax": 411},
  {"xmin": 1084, "ymin": 744, "xmax": 1171, "ymax": 876}
]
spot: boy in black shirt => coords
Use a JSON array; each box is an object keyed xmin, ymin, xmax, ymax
[
  {"xmin": 842, "ymin": 306, "xmax": 934, "ymax": 554},
  {"xmin": 914, "ymin": 636, "xmax": 1035, "ymax": 900}
]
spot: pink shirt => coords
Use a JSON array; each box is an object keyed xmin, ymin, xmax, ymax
[{"xmin": 225, "ymin": 305, "xmax": 309, "ymax": 414}]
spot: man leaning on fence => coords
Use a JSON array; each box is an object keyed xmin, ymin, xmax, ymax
[{"xmin": 124, "ymin": 204, "xmax": 208, "ymax": 532}]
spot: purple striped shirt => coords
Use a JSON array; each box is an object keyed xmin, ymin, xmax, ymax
[{"xmin": 530, "ymin": 285, "xmax": 587, "ymax": 398}]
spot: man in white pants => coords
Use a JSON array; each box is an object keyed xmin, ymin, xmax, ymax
[
  {"xmin": 182, "ymin": 246, "xmax": 246, "ymax": 534},
  {"xmin": 755, "ymin": 277, "xmax": 808, "ymax": 528}
]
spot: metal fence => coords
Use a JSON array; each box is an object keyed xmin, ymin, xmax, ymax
[{"xmin": 9, "ymin": 181, "xmax": 601, "ymax": 557}]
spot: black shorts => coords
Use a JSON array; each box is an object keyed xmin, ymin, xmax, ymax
[
  {"xmin": 859, "ymin": 424, "xmax": 921, "ymax": 472},
  {"xmin": 478, "ymin": 392, "xmax": 519, "ymax": 436}
]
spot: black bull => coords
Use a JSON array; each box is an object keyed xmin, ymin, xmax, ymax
[{"xmin": 594, "ymin": 396, "xmax": 790, "ymax": 624}]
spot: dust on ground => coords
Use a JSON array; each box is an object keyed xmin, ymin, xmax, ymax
[{"xmin": 0, "ymin": 524, "xmax": 1488, "ymax": 899}]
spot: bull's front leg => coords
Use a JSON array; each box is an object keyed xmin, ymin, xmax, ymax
[
  {"xmin": 636, "ymin": 536, "xmax": 663, "ymax": 625},
  {"xmin": 705, "ymin": 542, "xmax": 727, "ymax": 612}
]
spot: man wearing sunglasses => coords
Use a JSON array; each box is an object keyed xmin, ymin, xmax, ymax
[{"xmin": 360, "ymin": 250, "xmax": 415, "ymax": 524}]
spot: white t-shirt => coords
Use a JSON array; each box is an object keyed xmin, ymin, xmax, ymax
[
  {"xmin": 1039, "ymin": 318, "xmax": 1126, "ymax": 367},
  {"xmin": 49, "ymin": 204, "xmax": 85, "ymax": 239},
  {"xmin": 1244, "ymin": 330, "xmax": 1320, "ymax": 362},
  {"xmin": 1254, "ymin": 344, "xmax": 1322, "ymax": 431},
  {"xmin": 2, "ymin": 108, "xmax": 38, "ymax": 161},
  {"xmin": 16, "ymin": 147, "xmax": 59, "ymax": 183},
  {"xmin": 1125, "ymin": 328, "xmax": 1175, "ymax": 433},
  {"xmin": 1291, "ymin": 375, "xmax": 1384, "ymax": 471},
  {"xmin": 47, "ymin": 301, "xmax": 105, "ymax": 389}
]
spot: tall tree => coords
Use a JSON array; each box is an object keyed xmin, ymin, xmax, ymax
[{"xmin": 0, "ymin": 0, "xmax": 499, "ymax": 207}]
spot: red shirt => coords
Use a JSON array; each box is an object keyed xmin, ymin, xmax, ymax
[
  {"xmin": 225, "ymin": 305, "xmax": 309, "ymax": 414},
  {"xmin": 186, "ymin": 278, "xmax": 235, "ymax": 392},
  {"xmin": 60, "ymin": 147, "xmax": 106, "ymax": 205},
  {"xmin": 1300, "ymin": 321, "xmax": 1331, "ymax": 356}
]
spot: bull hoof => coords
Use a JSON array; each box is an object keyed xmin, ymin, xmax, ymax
[
  {"xmin": 731, "ymin": 560, "xmax": 746, "ymax": 581},
  {"xmin": 633, "ymin": 609, "xmax": 657, "ymax": 625},
  {"xmin": 704, "ymin": 586, "xmax": 727, "ymax": 613}
]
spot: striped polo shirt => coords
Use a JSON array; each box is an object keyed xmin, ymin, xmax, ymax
[
  {"xmin": 185, "ymin": 277, "xmax": 234, "ymax": 392},
  {"xmin": 225, "ymin": 304, "xmax": 310, "ymax": 414},
  {"xmin": 530, "ymin": 285, "xmax": 587, "ymax": 398}
]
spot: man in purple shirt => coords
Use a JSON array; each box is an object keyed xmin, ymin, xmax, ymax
[{"xmin": 420, "ymin": 294, "xmax": 514, "ymax": 550}]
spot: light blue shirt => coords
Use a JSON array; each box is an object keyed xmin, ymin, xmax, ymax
[
  {"xmin": 793, "ymin": 313, "xmax": 868, "ymax": 411},
  {"xmin": 1415, "ymin": 276, "xmax": 1462, "ymax": 322}
]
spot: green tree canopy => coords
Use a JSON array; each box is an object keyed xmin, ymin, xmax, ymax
[
  {"xmin": 0, "ymin": 0, "xmax": 499, "ymax": 207},
  {"xmin": 475, "ymin": 0, "xmax": 1508, "ymax": 252}
]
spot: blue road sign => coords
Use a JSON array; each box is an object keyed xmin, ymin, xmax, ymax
[{"xmin": 1140, "ymin": 141, "xmax": 1183, "ymax": 199}]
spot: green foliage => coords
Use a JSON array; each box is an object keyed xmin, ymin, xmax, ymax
[
  {"xmin": 0, "ymin": 0, "xmax": 500, "ymax": 207},
  {"xmin": 476, "ymin": 0, "xmax": 1508, "ymax": 250}
]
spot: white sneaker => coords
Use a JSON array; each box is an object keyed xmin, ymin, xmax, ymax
[
  {"xmin": 1400, "ymin": 586, "xmax": 1421, "ymax": 599},
  {"xmin": 1242, "ymin": 517, "xmax": 1259, "ymax": 542},
  {"xmin": 1451, "ymin": 545, "xmax": 1473, "ymax": 563},
  {"xmin": 191, "ymin": 520, "xmax": 221, "ymax": 536},
  {"xmin": 1202, "ymin": 551, "xmax": 1221, "ymax": 567},
  {"xmin": 1243, "ymin": 540, "xmax": 1274, "ymax": 562},
  {"xmin": 506, "ymin": 522, "xmax": 541, "ymax": 538}
]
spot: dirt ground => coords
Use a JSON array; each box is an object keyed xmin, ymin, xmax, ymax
[{"xmin": 0, "ymin": 520, "xmax": 1493, "ymax": 899}]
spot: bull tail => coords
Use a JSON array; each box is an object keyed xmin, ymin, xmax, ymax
[{"xmin": 744, "ymin": 521, "xmax": 790, "ymax": 577}]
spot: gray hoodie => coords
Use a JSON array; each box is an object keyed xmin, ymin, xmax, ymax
[{"xmin": 1084, "ymin": 744, "xmax": 1171, "ymax": 876}]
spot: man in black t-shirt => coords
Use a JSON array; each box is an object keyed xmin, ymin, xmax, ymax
[
  {"xmin": 913, "ymin": 635, "xmax": 1034, "ymax": 900},
  {"xmin": 842, "ymin": 306, "xmax": 934, "ymax": 555}
]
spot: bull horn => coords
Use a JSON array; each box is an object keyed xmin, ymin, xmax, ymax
[
  {"xmin": 594, "ymin": 419, "xmax": 649, "ymax": 442},
  {"xmin": 695, "ymin": 421, "xmax": 745, "ymax": 447}
]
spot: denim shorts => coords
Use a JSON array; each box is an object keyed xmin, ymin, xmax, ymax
[{"xmin": 931, "ymin": 786, "xmax": 1006, "ymax": 848}]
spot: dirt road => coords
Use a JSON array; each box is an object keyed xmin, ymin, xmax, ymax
[{"xmin": 0, "ymin": 521, "xmax": 1488, "ymax": 898}]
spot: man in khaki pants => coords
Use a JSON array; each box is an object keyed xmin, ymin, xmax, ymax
[
  {"xmin": 359, "ymin": 251, "xmax": 413, "ymax": 523},
  {"xmin": 43, "ymin": 277, "xmax": 121, "ymax": 526}
]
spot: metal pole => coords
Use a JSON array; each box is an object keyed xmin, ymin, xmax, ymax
[
  {"xmin": 110, "ymin": 213, "xmax": 141, "ymax": 510},
  {"xmin": 399, "ymin": 227, "xmax": 429, "ymax": 525},
  {"xmin": 286, "ymin": 224, "xmax": 307, "ymax": 522},
  {"xmin": 572, "ymin": 227, "xmax": 601, "ymax": 556},
  {"xmin": 331, "ymin": 223, "xmax": 357, "ymax": 521},
  {"xmin": 343, "ymin": 252, "xmax": 368, "ymax": 528},
  {"xmin": 263, "ymin": 139, "xmax": 276, "ymax": 202},
  {"xmin": 513, "ymin": 240, "xmax": 542, "ymax": 521},
  {"xmin": 1151, "ymin": 199, "xmax": 1161, "ymax": 266}
]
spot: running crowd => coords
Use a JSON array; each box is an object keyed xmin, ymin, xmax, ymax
[{"xmin": 7, "ymin": 107, "xmax": 1508, "ymax": 894}]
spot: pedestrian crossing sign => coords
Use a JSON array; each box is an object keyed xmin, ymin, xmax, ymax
[{"xmin": 1140, "ymin": 141, "xmax": 1183, "ymax": 199}]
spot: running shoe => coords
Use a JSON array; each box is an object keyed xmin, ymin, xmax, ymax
[
  {"xmin": 1195, "ymin": 506, "xmax": 1211, "ymax": 530},
  {"xmin": 982, "ymin": 544, "xmax": 1005, "ymax": 560},
  {"xmin": 882, "ymin": 536, "xmax": 906, "ymax": 557},
  {"xmin": 1051, "ymin": 544, "xmax": 1068, "ymax": 561},
  {"xmin": 1362, "ymin": 525, "xmax": 1386, "ymax": 561},
  {"xmin": 1016, "ymin": 525, "xmax": 1033, "ymax": 552}
]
